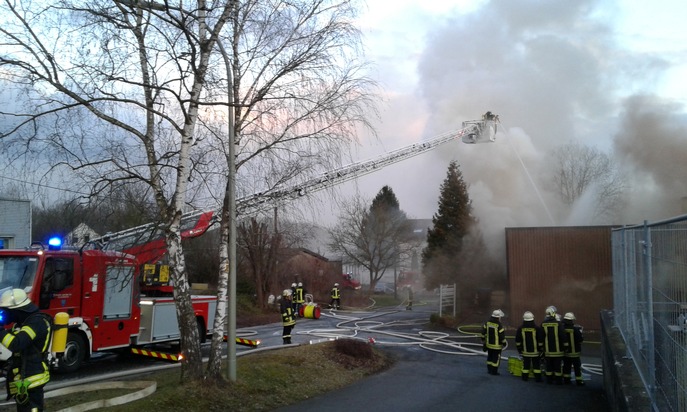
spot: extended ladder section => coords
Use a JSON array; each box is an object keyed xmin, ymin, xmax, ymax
[{"xmin": 93, "ymin": 113, "xmax": 499, "ymax": 254}]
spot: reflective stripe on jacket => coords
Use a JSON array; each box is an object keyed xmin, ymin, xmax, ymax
[
  {"xmin": 482, "ymin": 320, "xmax": 505, "ymax": 350},
  {"xmin": 1, "ymin": 313, "xmax": 51, "ymax": 391},
  {"xmin": 280, "ymin": 301, "xmax": 296, "ymax": 326},
  {"xmin": 564, "ymin": 324, "xmax": 584, "ymax": 357},
  {"xmin": 516, "ymin": 323, "xmax": 543, "ymax": 357},
  {"xmin": 331, "ymin": 287, "xmax": 340, "ymax": 299},
  {"xmin": 295, "ymin": 287, "xmax": 305, "ymax": 304},
  {"xmin": 541, "ymin": 317, "xmax": 568, "ymax": 357}
]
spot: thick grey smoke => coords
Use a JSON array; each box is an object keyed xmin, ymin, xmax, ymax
[
  {"xmin": 614, "ymin": 95, "xmax": 687, "ymax": 221},
  {"xmin": 387, "ymin": 0, "xmax": 687, "ymax": 256}
]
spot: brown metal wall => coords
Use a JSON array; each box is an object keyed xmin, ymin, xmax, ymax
[{"xmin": 506, "ymin": 226, "xmax": 614, "ymax": 331}]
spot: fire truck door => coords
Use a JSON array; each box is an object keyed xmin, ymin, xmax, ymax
[
  {"xmin": 39, "ymin": 257, "xmax": 79, "ymax": 315},
  {"xmin": 98, "ymin": 264, "xmax": 138, "ymax": 347}
]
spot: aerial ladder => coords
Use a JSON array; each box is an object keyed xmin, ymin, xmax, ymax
[{"xmin": 91, "ymin": 112, "xmax": 500, "ymax": 262}]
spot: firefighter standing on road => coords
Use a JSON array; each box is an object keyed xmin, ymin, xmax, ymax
[
  {"xmin": 515, "ymin": 311, "xmax": 544, "ymax": 382},
  {"xmin": 0, "ymin": 289, "xmax": 51, "ymax": 412},
  {"xmin": 330, "ymin": 283, "xmax": 341, "ymax": 309},
  {"xmin": 280, "ymin": 289, "xmax": 296, "ymax": 345},
  {"xmin": 290, "ymin": 283, "xmax": 297, "ymax": 314},
  {"xmin": 482, "ymin": 309, "xmax": 506, "ymax": 375},
  {"xmin": 294, "ymin": 282, "xmax": 306, "ymax": 317},
  {"xmin": 541, "ymin": 305, "xmax": 568, "ymax": 384},
  {"xmin": 563, "ymin": 312, "xmax": 585, "ymax": 386}
]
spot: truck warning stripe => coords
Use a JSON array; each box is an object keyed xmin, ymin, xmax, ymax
[
  {"xmin": 131, "ymin": 348, "xmax": 180, "ymax": 362},
  {"xmin": 223, "ymin": 336, "xmax": 260, "ymax": 347}
]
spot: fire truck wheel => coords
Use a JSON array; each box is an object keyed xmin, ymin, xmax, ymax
[{"xmin": 57, "ymin": 331, "xmax": 86, "ymax": 374}]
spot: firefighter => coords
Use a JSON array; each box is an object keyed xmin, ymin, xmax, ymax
[
  {"xmin": 330, "ymin": 283, "xmax": 341, "ymax": 310},
  {"xmin": 0, "ymin": 289, "xmax": 51, "ymax": 412},
  {"xmin": 406, "ymin": 285, "xmax": 413, "ymax": 310},
  {"xmin": 562, "ymin": 312, "xmax": 585, "ymax": 386},
  {"xmin": 290, "ymin": 283, "xmax": 297, "ymax": 314},
  {"xmin": 294, "ymin": 282, "xmax": 306, "ymax": 316},
  {"xmin": 541, "ymin": 305, "xmax": 568, "ymax": 384},
  {"xmin": 515, "ymin": 311, "xmax": 544, "ymax": 382},
  {"xmin": 481, "ymin": 309, "xmax": 506, "ymax": 375},
  {"xmin": 280, "ymin": 289, "xmax": 296, "ymax": 345}
]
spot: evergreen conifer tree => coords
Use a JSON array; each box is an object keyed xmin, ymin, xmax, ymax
[{"xmin": 422, "ymin": 161, "xmax": 476, "ymax": 289}]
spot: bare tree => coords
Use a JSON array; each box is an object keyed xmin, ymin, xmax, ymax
[
  {"xmin": 329, "ymin": 192, "xmax": 415, "ymax": 292},
  {"xmin": 204, "ymin": 0, "xmax": 376, "ymax": 380},
  {"xmin": 550, "ymin": 142, "xmax": 625, "ymax": 223},
  {"xmin": 0, "ymin": 0, "xmax": 375, "ymax": 383},
  {"xmin": 0, "ymin": 0, "xmax": 234, "ymax": 381}
]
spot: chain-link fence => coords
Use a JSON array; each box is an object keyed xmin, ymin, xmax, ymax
[{"xmin": 612, "ymin": 215, "xmax": 687, "ymax": 412}]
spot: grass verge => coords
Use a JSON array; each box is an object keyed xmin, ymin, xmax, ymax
[{"xmin": 39, "ymin": 339, "xmax": 394, "ymax": 412}]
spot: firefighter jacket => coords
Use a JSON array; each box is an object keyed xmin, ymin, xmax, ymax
[
  {"xmin": 295, "ymin": 287, "xmax": 305, "ymax": 304},
  {"xmin": 280, "ymin": 299, "xmax": 296, "ymax": 327},
  {"xmin": 331, "ymin": 287, "xmax": 340, "ymax": 300},
  {"xmin": 0, "ymin": 311, "xmax": 51, "ymax": 396},
  {"xmin": 563, "ymin": 321, "xmax": 584, "ymax": 357},
  {"xmin": 541, "ymin": 316, "xmax": 569, "ymax": 357},
  {"xmin": 482, "ymin": 317, "xmax": 506, "ymax": 350},
  {"xmin": 515, "ymin": 320, "xmax": 544, "ymax": 357}
]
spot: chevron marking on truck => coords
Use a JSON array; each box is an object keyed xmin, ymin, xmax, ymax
[{"xmin": 131, "ymin": 348, "xmax": 181, "ymax": 362}]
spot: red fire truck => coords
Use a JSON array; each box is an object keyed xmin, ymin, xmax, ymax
[{"xmin": 0, "ymin": 212, "xmax": 217, "ymax": 373}]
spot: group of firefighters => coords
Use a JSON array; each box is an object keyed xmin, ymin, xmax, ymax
[
  {"xmin": 482, "ymin": 305, "xmax": 585, "ymax": 385},
  {"xmin": 279, "ymin": 281, "xmax": 342, "ymax": 345}
]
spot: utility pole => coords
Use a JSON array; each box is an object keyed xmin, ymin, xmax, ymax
[{"xmin": 217, "ymin": 39, "xmax": 237, "ymax": 382}]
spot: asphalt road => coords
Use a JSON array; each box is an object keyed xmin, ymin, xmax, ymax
[
  {"xmin": 0, "ymin": 297, "xmax": 610, "ymax": 412},
  {"xmin": 273, "ymin": 302, "xmax": 610, "ymax": 412}
]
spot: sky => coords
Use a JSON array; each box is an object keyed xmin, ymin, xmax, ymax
[
  {"xmin": 2, "ymin": 0, "xmax": 686, "ymax": 259},
  {"xmin": 304, "ymin": 0, "xmax": 687, "ymax": 256}
]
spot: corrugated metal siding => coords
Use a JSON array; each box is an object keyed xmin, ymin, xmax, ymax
[{"xmin": 507, "ymin": 226, "xmax": 614, "ymax": 330}]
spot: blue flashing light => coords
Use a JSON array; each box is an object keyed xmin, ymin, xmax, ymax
[{"xmin": 48, "ymin": 237, "xmax": 63, "ymax": 250}]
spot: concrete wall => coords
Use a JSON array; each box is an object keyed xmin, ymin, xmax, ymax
[
  {"xmin": 600, "ymin": 310, "xmax": 652, "ymax": 412},
  {"xmin": 0, "ymin": 198, "xmax": 31, "ymax": 248}
]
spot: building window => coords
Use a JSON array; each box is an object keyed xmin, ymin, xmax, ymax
[{"xmin": 0, "ymin": 238, "xmax": 12, "ymax": 249}]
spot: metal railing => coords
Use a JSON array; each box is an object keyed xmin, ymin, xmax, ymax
[{"xmin": 612, "ymin": 215, "xmax": 687, "ymax": 412}]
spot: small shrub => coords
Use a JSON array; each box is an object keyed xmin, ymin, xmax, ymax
[{"xmin": 334, "ymin": 338, "xmax": 373, "ymax": 359}]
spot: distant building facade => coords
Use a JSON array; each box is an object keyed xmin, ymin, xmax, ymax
[{"xmin": 0, "ymin": 198, "xmax": 31, "ymax": 249}]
